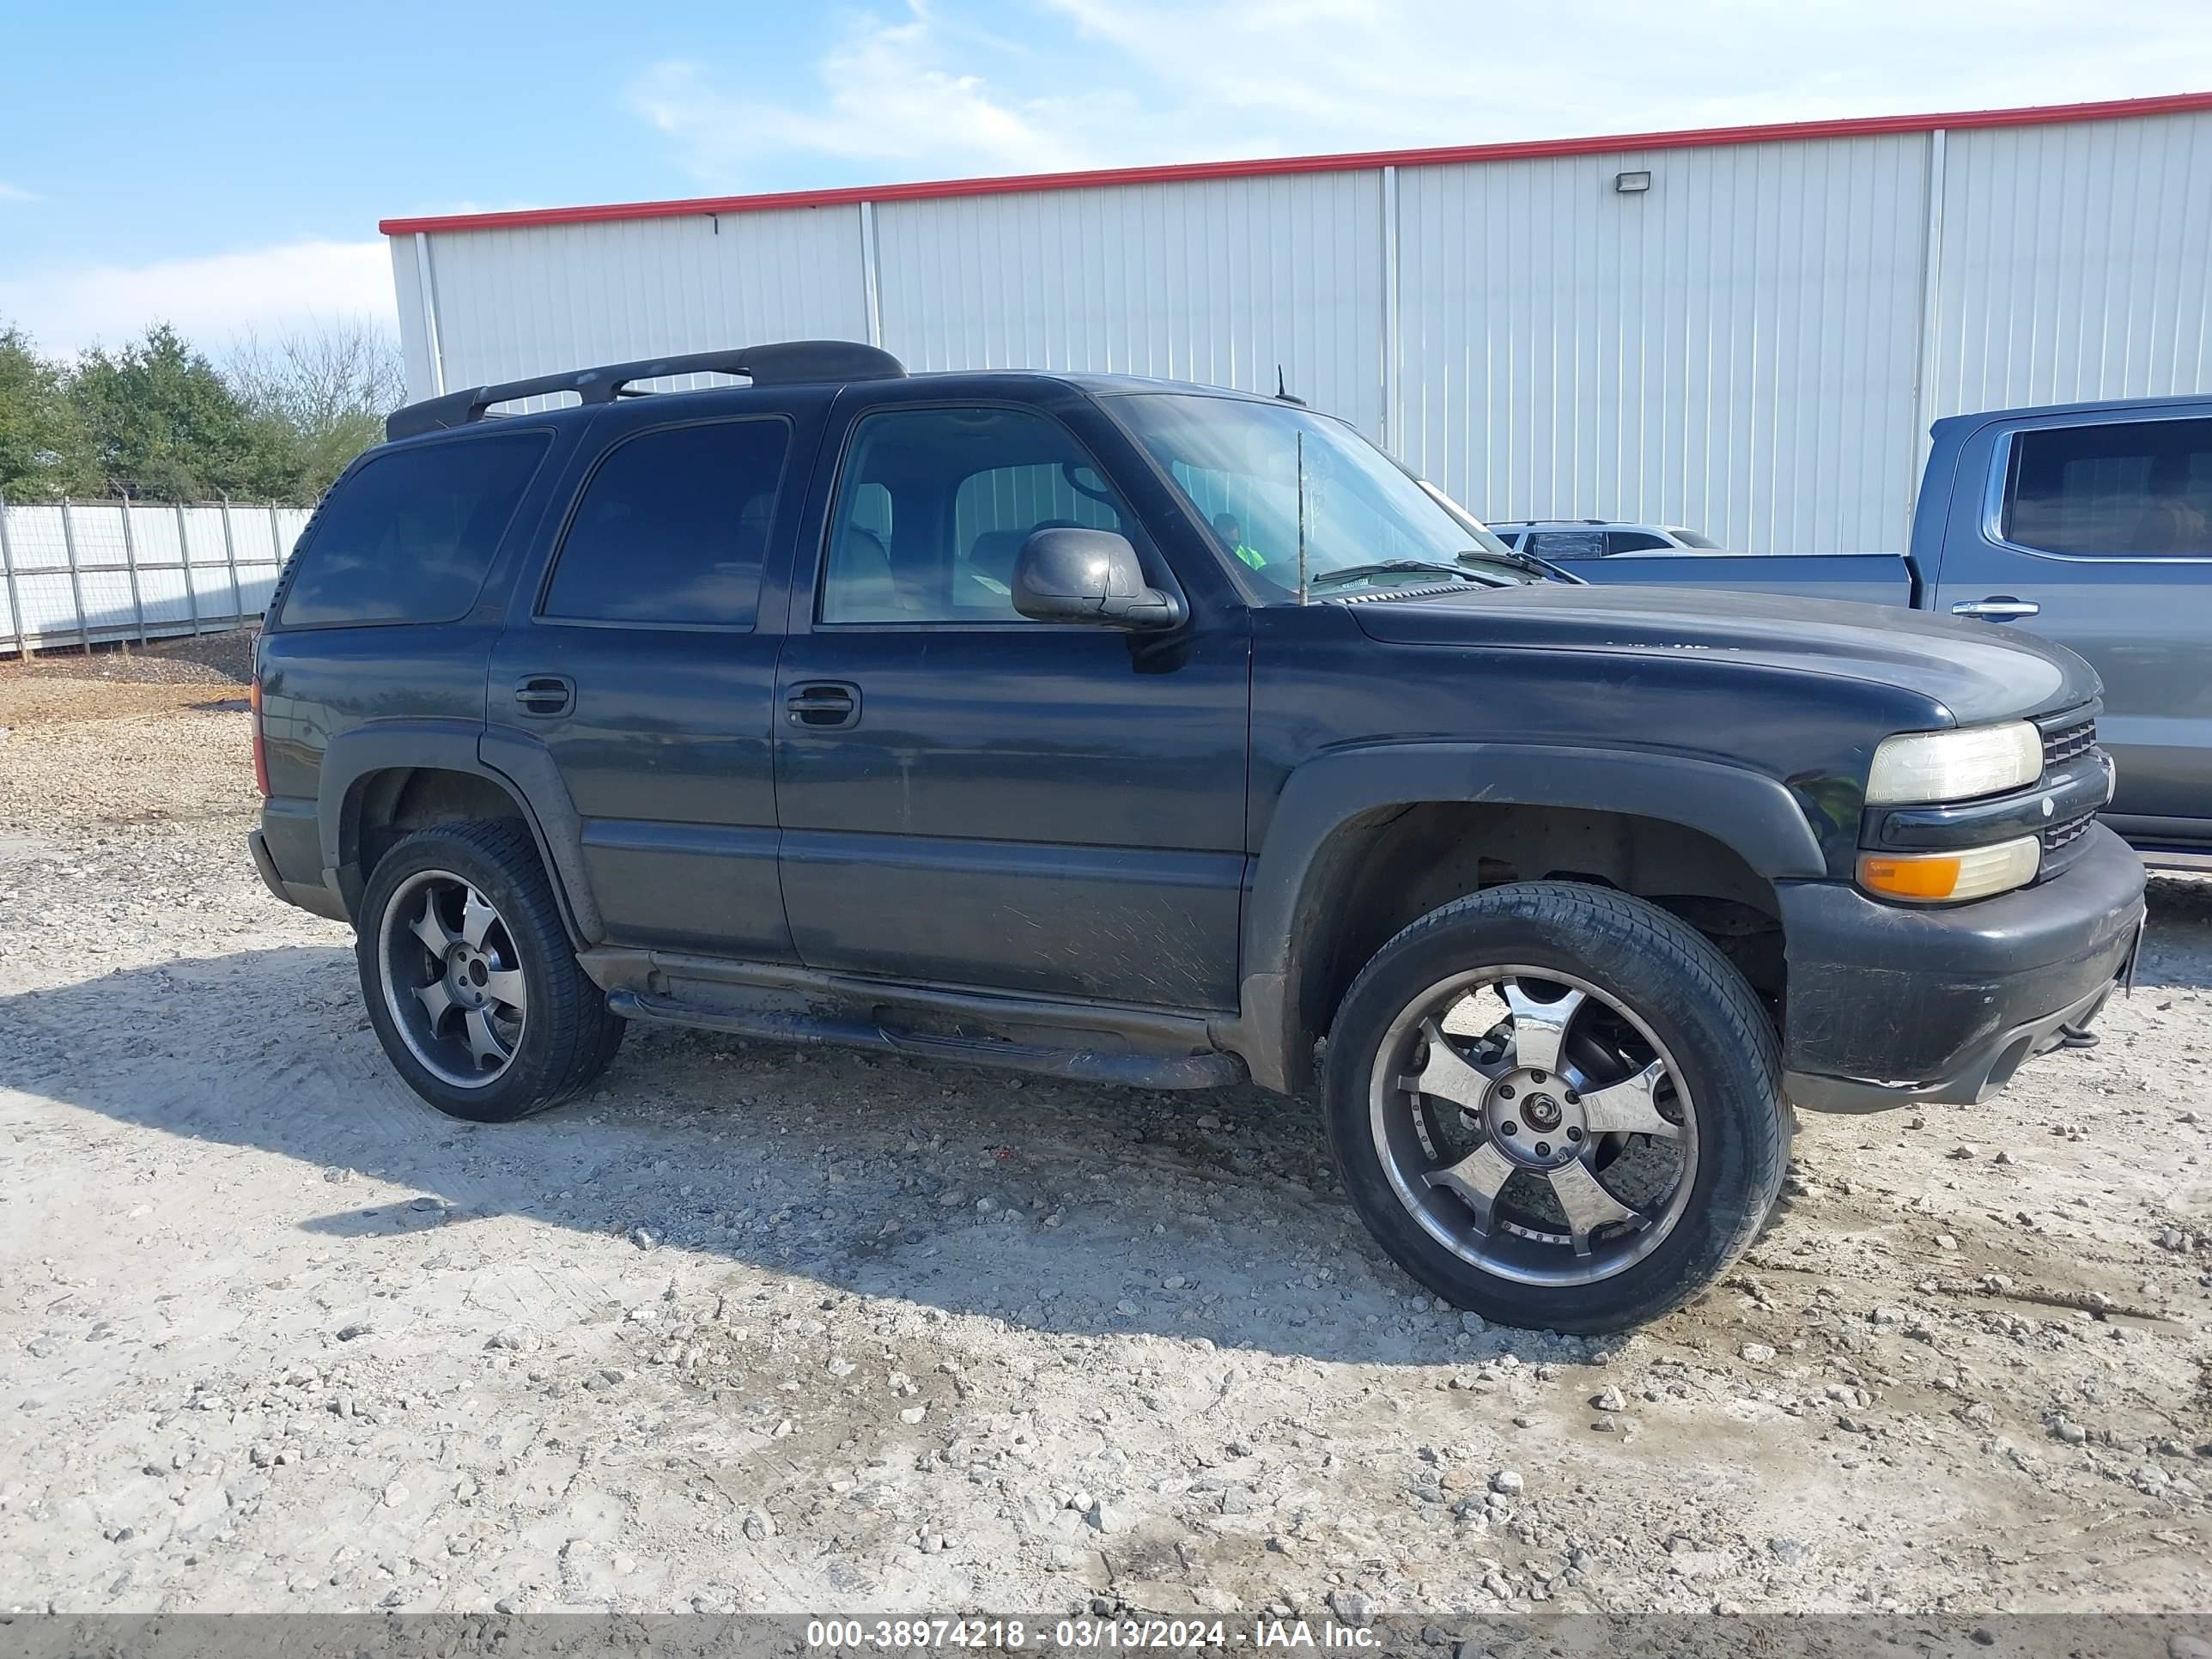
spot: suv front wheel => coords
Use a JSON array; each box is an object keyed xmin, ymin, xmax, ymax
[
  {"xmin": 357, "ymin": 821, "xmax": 623, "ymax": 1122},
  {"xmin": 1324, "ymin": 882, "xmax": 1786, "ymax": 1334}
]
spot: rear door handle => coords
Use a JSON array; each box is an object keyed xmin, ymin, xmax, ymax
[
  {"xmin": 1950, "ymin": 597, "xmax": 2041, "ymax": 622},
  {"xmin": 786, "ymin": 681, "xmax": 862, "ymax": 730},
  {"xmin": 513, "ymin": 674, "xmax": 575, "ymax": 716}
]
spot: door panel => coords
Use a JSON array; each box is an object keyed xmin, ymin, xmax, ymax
[
  {"xmin": 1934, "ymin": 413, "xmax": 2212, "ymax": 842},
  {"xmin": 775, "ymin": 626, "xmax": 1250, "ymax": 1007},
  {"xmin": 489, "ymin": 400, "xmax": 821, "ymax": 955},
  {"xmin": 774, "ymin": 397, "xmax": 1251, "ymax": 1011},
  {"xmin": 495, "ymin": 627, "xmax": 791, "ymax": 954}
]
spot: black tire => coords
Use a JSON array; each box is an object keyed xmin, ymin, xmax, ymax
[
  {"xmin": 356, "ymin": 820, "xmax": 623, "ymax": 1123},
  {"xmin": 1323, "ymin": 881, "xmax": 1785, "ymax": 1334}
]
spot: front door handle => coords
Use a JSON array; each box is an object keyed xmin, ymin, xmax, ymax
[
  {"xmin": 787, "ymin": 681, "xmax": 862, "ymax": 730},
  {"xmin": 513, "ymin": 674, "xmax": 575, "ymax": 716},
  {"xmin": 1950, "ymin": 596, "xmax": 2040, "ymax": 623}
]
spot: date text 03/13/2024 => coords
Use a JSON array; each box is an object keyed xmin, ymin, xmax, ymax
[{"xmin": 803, "ymin": 1619, "xmax": 1379, "ymax": 1650}]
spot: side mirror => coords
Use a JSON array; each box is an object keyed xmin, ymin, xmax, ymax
[{"xmin": 1011, "ymin": 528, "xmax": 1185, "ymax": 629}]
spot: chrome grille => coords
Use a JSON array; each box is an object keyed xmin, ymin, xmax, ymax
[
  {"xmin": 2042, "ymin": 814, "xmax": 2094, "ymax": 856},
  {"xmin": 2041, "ymin": 714, "xmax": 2096, "ymax": 769},
  {"xmin": 2026, "ymin": 703, "xmax": 2106, "ymax": 876},
  {"xmin": 2033, "ymin": 706, "xmax": 2104, "ymax": 878}
]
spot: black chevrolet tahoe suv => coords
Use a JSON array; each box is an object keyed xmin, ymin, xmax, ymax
[{"xmin": 248, "ymin": 340, "xmax": 2146, "ymax": 1333}]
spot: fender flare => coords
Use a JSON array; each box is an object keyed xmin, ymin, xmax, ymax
[
  {"xmin": 315, "ymin": 720, "xmax": 603, "ymax": 945},
  {"xmin": 1225, "ymin": 741, "xmax": 1828, "ymax": 1092}
]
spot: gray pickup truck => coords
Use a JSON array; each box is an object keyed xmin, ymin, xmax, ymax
[{"xmin": 1545, "ymin": 394, "xmax": 2211, "ymax": 861}]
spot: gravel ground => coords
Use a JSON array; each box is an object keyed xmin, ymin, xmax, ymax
[
  {"xmin": 0, "ymin": 666, "xmax": 2207, "ymax": 1620},
  {"xmin": 1, "ymin": 625, "xmax": 257, "ymax": 688}
]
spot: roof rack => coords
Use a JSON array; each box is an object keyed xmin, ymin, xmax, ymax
[{"xmin": 385, "ymin": 340, "xmax": 906, "ymax": 442}]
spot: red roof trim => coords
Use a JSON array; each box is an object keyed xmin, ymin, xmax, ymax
[{"xmin": 380, "ymin": 89, "xmax": 2212, "ymax": 237}]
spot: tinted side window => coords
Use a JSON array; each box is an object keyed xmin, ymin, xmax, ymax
[
  {"xmin": 1606, "ymin": 531, "xmax": 1671, "ymax": 554},
  {"xmin": 278, "ymin": 432, "xmax": 549, "ymax": 627},
  {"xmin": 849, "ymin": 480, "xmax": 893, "ymax": 543},
  {"xmin": 2004, "ymin": 417, "xmax": 2212, "ymax": 556},
  {"xmin": 821, "ymin": 406, "xmax": 1133, "ymax": 623},
  {"xmin": 543, "ymin": 419, "xmax": 790, "ymax": 627},
  {"xmin": 955, "ymin": 462, "xmax": 1124, "ymax": 562},
  {"xmin": 1525, "ymin": 530, "xmax": 1605, "ymax": 558}
]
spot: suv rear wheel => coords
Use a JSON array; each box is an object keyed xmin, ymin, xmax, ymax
[
  {"xmin": 1324, "ymin": 882, "xmax": 1785, "ymax": 1334},
  {"xmin": 357, "ymin": 821, "xmax": 623, "ymax": 1122}
]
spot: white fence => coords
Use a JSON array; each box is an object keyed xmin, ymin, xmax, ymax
[{"xmin": 0, "ymin": 497, "xmax": 313, "ymax": 655}]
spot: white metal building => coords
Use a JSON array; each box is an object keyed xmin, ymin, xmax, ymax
[{"xmin": 383, "ymin": 92, "xmax": 2212, "ymax": 553}]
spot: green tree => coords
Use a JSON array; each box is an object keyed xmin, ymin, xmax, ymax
[
  {"xmin": 0, "ymin": 319, "xmax": 400, "ymax": 506},
  {"xmin": 70, "ymin": 323, "xmax": 304, "ymax": 501},
  {"xmin": 0, "ymin": 322, "xmax": 100, "ymax": 501}
]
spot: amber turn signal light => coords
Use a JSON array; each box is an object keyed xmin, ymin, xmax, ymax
[{"xmin": 1856, "ymin": 836, "xmax": 2039, "ymax": 904}]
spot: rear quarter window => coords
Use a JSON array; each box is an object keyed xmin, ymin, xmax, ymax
[
  {"xmin": 2003, "ymin": 416, "xmax": 2212, "ymax": 556},
  {"xmin": 540, "ymin": 417, "xmax": 791, "ymax": 628},
  {"xmin": 276, "ymin": 431, "xmax": 550, "ymax": 627},
  {"xmin": 1525, "ymin": 530, "xmax": 1606, "ymax": 559}
]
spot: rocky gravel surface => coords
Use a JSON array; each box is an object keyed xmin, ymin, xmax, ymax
[
  {"xmin": 2, "ymin": 625, "xmax": 257, "ymax": 688},
  {"xmin": 1, "ymin": 663, "xmax": 2208, "ymax": 1619}
]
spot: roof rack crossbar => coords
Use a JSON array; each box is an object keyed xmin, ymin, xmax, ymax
[{"xmin": 385, "ymin": 340, "xmax": 905, "ymax": 441}]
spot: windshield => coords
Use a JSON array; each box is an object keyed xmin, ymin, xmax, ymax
[
  {"xmin": 1110, "ymin": 392, "xmax": 1543, "ymax": 594},
  {"xmin": 1668, "ymin": 527, "xmax": 1723, "ymax": 549},
  {"xmin": 1411, "ymin": 478, "xmax": 1523, "ymax": 560}
]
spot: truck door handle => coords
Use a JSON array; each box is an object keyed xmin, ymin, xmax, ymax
[
  {"xmin": 513, "ymin": 674, "xmax": 575, "ymax": 716},
  {"xmin": 1950, "ymin": 597, "xmax": 2041, "ymax": 622},
  {"xmin": 786, "ymin": 682, "xmax": 861, "ymax": 730}
]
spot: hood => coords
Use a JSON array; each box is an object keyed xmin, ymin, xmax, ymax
[{"xmin": 1345, "ymin": 582, "xmax": 2097, "ymax": 726}]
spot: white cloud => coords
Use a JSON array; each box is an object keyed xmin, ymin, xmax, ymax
[
  {"xmin": 1045, "ymin": 0, "xmax": 2212, "ymax": 153},
  {"xmin": 626, "ymin": 3, "xmax": 1227, "ymax": 182},
  {"xmin": 0, "ymin": 239, "xmax": 398, "ymax": 357},
  {"xmin": 631, "ymin": 0, "xmax": 2212, "ymax": 182},
  {"xmin": 0, "ymin": 181, "xmax": 39, "ymax": 204}
]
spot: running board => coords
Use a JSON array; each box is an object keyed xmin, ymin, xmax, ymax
[{"xmin": 605, "ymin": 990, "xmax": 1243, "ymax": 1090}]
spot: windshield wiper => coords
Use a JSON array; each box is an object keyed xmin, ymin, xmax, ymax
[
  {"xmin": 1457, "ymin": 546, "xmax": 1568, "ymax": 581},
  {"xmin": 1309, "ymin": 559, "xmax": 1479, "ymax": 590}
]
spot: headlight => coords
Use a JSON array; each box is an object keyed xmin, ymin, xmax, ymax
[
  {"xmin": 1865, "ymin": 722, "xmax": 2042, "ymax": 805},
  {"xmin": 1857, "ymin": 836, "xmax": 2041, "ymax": 903}
]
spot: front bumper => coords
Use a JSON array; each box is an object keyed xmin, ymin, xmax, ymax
[{"xmin": 1779, "ymin": 823, "xmax": 2144, "ymax": 1112}]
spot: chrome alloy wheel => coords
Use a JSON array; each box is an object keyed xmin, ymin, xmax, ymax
[
  {"xmin": 376, "ymin": 869, "xmax": 529, "ymax": 1089},
  {"xmin": 1367, "ymin": 966, "xmax": 1697, "ymax": 1287}
]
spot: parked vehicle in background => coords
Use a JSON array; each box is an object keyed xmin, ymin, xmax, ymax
[
  {"xmin": 249, "ymin": 343, "xmax": 2144, "ymax": 1334},
  {"xmin": 1489, "ymin": 520, "xmax": 1729, "ymax": 557},
  {"xmin": 1556, "ymin": 395, "xmax": 2212, "ymax": 860}
]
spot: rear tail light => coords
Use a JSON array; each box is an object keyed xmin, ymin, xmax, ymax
[{"xmin": 250, "ymin": 673, "xmax": 270, "ymax": 797}]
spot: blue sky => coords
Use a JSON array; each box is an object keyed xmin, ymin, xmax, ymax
[{"xmin": 3, "ymin": 0, "xmax": 2209, "ymax": 354}]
